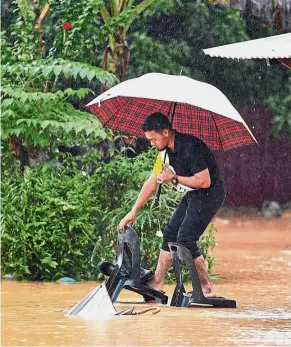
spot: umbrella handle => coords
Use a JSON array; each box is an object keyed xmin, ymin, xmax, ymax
[{"xmin": 154, "ymin": 182, "xmax": 162, "ymax": 204}]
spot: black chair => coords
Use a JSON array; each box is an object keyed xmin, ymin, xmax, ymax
[
  {"xmin": 100, "ymin": 226, "xmax": 168, "ymax": 305},
  {"xmin": 168, "ymin": 242, "xmax": 236, "ymax": 308}
]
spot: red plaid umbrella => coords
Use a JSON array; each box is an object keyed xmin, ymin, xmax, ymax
[{"xmin": 86, "ymin": 73, "xmax": 257, "ymax": 151}]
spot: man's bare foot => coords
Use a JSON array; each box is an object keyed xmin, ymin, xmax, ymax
[
  {"xmin": 194, "ymin": 255, "xmax": 217, "ymax": 298},
  {"xmin": 202, "ymin": 285, "xmax": 217, "ymax": 298},
  {"xmin": 146, "ymin": 275, "xmax": 164, "ymax": 292}
]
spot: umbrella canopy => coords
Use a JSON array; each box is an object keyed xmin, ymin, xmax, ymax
[
  {"xmin": 203, "ymin": 33, "xmax": 291, "ymax": 69},
  {"xmin": 87, "ymin": 73, "xmax": 257, "ymax": 151}
]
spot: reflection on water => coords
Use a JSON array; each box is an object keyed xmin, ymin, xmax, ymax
[{"xmin": 1, "ymin": 215, "xmax": 291, "ymax": 346}]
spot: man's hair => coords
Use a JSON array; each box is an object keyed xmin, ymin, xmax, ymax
[{"xmin": 141, "ymin": 112, "xmax": 172, "ymax": 132}]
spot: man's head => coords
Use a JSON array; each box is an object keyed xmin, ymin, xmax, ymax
[{"xmin": 141, "ymin": 112, "xmax": 173, "ymax": 151}]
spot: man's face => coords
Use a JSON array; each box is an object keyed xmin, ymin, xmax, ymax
[{"xmin": 145, "ymin": 130, "xmax": 169, "ymax": 151}]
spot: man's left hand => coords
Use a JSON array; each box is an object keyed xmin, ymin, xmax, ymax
[{"xmin": 157, "ymin": 168, "xmax": 174, "ymax": 184}]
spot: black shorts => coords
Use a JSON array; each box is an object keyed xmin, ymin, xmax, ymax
[{"xmin": 161, "ymin": 184, "xmax": 225, "ymax": 259}]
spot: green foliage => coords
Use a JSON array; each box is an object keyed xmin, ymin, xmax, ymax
[
  {"xmin": 129, "ymin": 32, "xmax": 191, "ymax": 76},
  {"xmin": 199, "ymin": 222, "xmax": 218, "ymax": 278},
  {"xmin": 267, "ymin": 79, "xmax": 291, "ymax": 137},
  {"xmin": 1, "ymin": 158, "xmax": 106, "ymax": 280},
  {"xmin": 47, "ymin": 0, "xmax": 105, "ymax": 62},
  {"xmin": 48, "ymin": 0, "xmax": 168, "ymax": 67},
  {"xmin": 1, "ymin": 58, "xmax": 116, "ymax": 84},
  {"xmin": 15, "ymin": 0, "xmax": 36, "ymax": 22},
  {"xmin": 128, "ymin": 1, "xmax": 249, "ymax": 81},
  {"xmin": 1, "ymin": 148, "xmax": 218, "ymax": 282},
  {"xmin": 1, "ymin": 77, "xmax": 109, "ymax": 148},
  {"xmin": 2, "ymin": 0, "xmax": 289, "ymax": 140},
  {"xmin": 1, "ymin": 10, "xmax": 116, "ymax": 155},
  {"xmin": 1, "ymin": 98, "xmax": 108, "ymax": 147}
]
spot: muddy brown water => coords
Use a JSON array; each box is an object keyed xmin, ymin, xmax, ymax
[{"xmin": 2, "ymin": 212, "xmax": 291, "ymax": 346}]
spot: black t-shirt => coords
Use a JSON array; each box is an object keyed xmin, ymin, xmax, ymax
[{"xmin": 166, "ymin": 132, "xmax": 224, "ymax": 188}]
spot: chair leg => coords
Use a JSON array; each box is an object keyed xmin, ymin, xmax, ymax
[
  {"xmin": 170, "ymin": 282, "xmax": 187, "ymax": 307},
  {"xmin": 168, "ymin": 242, "xmax": 236, "ymax": 308}
]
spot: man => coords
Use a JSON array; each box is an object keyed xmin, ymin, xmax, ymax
[{"xmin": 119, "ymin": 112, "xmax": 225, "ymax": 297}]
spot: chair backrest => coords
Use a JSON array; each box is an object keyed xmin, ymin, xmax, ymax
[{"xmin": 117, "ymin": 226, "xmax": 141, "ymax": 283}]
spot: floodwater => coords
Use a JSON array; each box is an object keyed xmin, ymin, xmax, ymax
[{"xmin": 2, "ymin": 211, "xmax": 291, "ymax": 346}]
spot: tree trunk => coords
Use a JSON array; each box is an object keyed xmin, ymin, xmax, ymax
[
  {"xmin": 8, "ymin": 136, "xmax": 53, "ymax": 173},
  {"xmin": 101, "ymin": 30, "xmax": 130, "ymax": 93}
]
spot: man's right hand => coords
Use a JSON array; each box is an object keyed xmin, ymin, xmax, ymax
[{"xmin": 119, "ymin": 210, "xmax": 137, "ymax": 231}]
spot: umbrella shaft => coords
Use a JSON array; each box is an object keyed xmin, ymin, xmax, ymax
[{"xmin": 154, "ymin": 183, "xmax": 162, "ymax": 204}]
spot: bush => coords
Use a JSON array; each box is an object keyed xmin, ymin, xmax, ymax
[
  {"xmin": 1, "ymin": 159, "xmax": 104, "ymax": 280},
  {"xmin": 1, "ymin": 148, "xmax": 218, "ymax": 282}
]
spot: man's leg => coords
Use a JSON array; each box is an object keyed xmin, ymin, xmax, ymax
[
  {"xmin": 176, "ymin": 218, "xmax": 217, "ymax": 297},
  {"xmin": 147, "ymin": 248, "xmax": 216, "ymax": 296},
  {"xmin": 147, "ymin": 195, "xmax": 188, "ymax": 291},
  {"xmin": 194, "ymin": 255, "xmax": 216, "ymax": 297},
  {"xmin": 193, "ymin": 190, "xmax": 225, "ymax": 297},
  {"xmin": 176, "ymin": 190, "xmax": 225, "ymax": 298},
  {"xmin": 147, "ymin": 250, "xmax": 172, "ymax": 291}
]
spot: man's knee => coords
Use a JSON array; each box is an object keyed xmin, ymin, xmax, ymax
[
  {"xmin": 161, "ymin": 225, "xmax": 177, "ymax": 252},
  {"xmin": 162, "ymin": 231, "xmax": 202, "ymax": 259},
  {"xmin": 176, "ymin": 237, "xmax": 202, "ymax": 259}
]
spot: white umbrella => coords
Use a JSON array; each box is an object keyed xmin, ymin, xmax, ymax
[{"xmin": 87, "ymin": 73, "xmax": 257, "ymax": 151}]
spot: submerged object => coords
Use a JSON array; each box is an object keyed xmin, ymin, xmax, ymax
[
  {"xmin": 58, "ymin": 277, "xmax": 76, "ymax": 283},
  {"xmin": 66, "ymin": 282, "xmax": 133, "ymax": 318}
]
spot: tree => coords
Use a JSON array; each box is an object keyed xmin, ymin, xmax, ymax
[
  {"xmin": 1, "ymin": 2, "xmax": 116, "ymax": 171},
  {"xmin": 99, "ymin": 1, "xmax": 155, "ymax": 85},
  {"xmin": 45, "ymin": 0, "xmax": 173, "ymax": 90}
]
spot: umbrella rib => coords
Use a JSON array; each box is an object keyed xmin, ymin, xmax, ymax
[
  {"xmin": 167, "ymin": 102, "xmax": 173, "ymax": 117},
  {"xmin": 102, "ymin": 117, "xmax": 114, "ymax": 129},
  {"xmin": 100, "ymin": 98, "xmax": 130, "ymax": 129},
  {"xmin": 170, "ymin": 102, "xmax": 177, "ymax": 127},
  {"xmin": 210, "ymin": 113, "xmax": 224, "ymax": 151},
  {"xmin": 103, "ymin": 116, "xmax": 113, "ymax": 128}
]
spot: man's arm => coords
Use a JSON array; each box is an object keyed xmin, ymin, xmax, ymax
[
  {"xmin": 132, "ymin": 174, "xmax": 158, "ymax": 213},
  {"xmin": 119, "ymin": 174, "xmax": 157, "ymax": 230},
  {"xmin": 176, "ymin": 168, "xmax": 211, "ymax": 189},
  {"xmin": 158, "ymin": 167, "xmax": 211, "ymax": 189}
]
